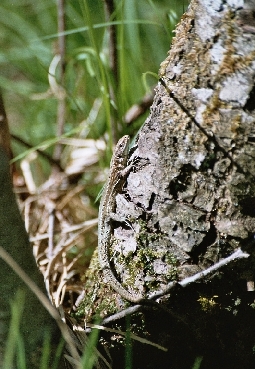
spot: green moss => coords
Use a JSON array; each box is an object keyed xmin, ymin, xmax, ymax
[
  {"xmin": 120, "ymin": 220, "xmax": 178, "ymax": 291},
  {"xmin": 74, "ymin": 249, "xmax": 127, "ymax": 321},
  {"xmin": 197, "ymin": 295, "xmax": 219, "ymax": 312},
  {"xmin": 136, "ymin": 219, "xmax": 159, "ymax": 246}
]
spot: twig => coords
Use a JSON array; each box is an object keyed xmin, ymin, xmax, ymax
[
  {"xmin": 101, "ymin": 298, "xmax": 189, "ymax": 326},
  {"xmin": 103, "ymin": 0, "xmax": 118, "ymax": 83},
  {"xmin": 48, "ymin": 206, "xmax": 55, "ymax": 258},
  {"xmin": 53, "ymin": 0, "xmax": 66, "ymax": 163},
  {"xmin": 101, "ymin": 304, "xmax": 142, "ymax": 325},
  {"xmin": 11, "ymin": 134, "xmax": 63, "ymax": 170},
  {"xmin": 104, "ymin": 0, "xmax": 118, "ymax": 83},
  {"xmin": 153, "ymin": 247, "xmax": 249, "ymax": 299},
  {"xmin": 103, "ymin": 0, "xmax": 118, "ymax": 143},
  {"xmin": 86, "ymin": 323, "xmax": 168, "ymax": 352},
  {"xmin": 29, "ymin": 218, "xmax": 98, "ymax": 242},
  {"xmin": 101, "ymin": 248, "xmax": 249, "ymax": 325}
]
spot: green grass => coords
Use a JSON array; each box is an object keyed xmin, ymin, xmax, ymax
[
  {"xmin": 2, "ymin": 289, "xmax": 65, "ymax": 369},
  {"xmin": 191, "ymin": 356, "xmax": 203, "ymax": 369},
  {"xmin": 3, "ymin": 290, "xmax": 25, "ymax": 369},
  {"xmin": 1, "ymin": 0, "xmax": 189, "ymax": 163}
]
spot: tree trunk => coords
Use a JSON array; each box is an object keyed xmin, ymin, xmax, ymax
[
  {"xmin": 0, "ymin": 94, "xmax": 65, "ymax": 368},
  {"xmin": 81, "ymin": 1, "xmax": 255, "ymax": 368}
]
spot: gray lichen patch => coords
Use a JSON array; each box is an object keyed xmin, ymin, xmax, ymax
[
  {"xmin": 219, "ymin": 70, "xmax": 255, "ymax": 105},
  {"xmin": 107, "ymin": 218, "xmax": 181, "ymax": 296}
]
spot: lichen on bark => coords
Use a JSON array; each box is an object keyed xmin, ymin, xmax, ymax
[
  {"xmin": 77, "ymin": 2, "xmax": 255, "ymax": 368},
  {"xmin": 78, "ymin": 1, "xmax": 255, "ymax": 327},
  {"xmin": 105, "ymin": 0, "xmax": 255, "ymax": 302}
]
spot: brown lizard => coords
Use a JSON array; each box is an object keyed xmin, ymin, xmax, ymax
[{"xmin": 98, "ymin": 135, "xmax": 143, "ymax": 303}]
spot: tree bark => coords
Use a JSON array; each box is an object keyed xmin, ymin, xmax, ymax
[
  {"xmin": 81, "ymin": 1, "xmax": 255, "ymax": 368},
  {"xmin": 0, "ymin": 94, "xmax": 65, "ymax": 368},
  {"xmin": 126, "ymin": 0, "xmax": 255, "ymax": 291}
]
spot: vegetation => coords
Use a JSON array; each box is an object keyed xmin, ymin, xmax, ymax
[
  {"xmin": 1, "ymin": 0, "xmax": 188, "ymax": 165},
  {"xmin": 1, "ymin": 0, "xmax": 190, "ymax": 367}
]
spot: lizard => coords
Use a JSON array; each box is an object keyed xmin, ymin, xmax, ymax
[{"xmin": 98, "ymin": 135, "xmax": 144, "ymax": 303}]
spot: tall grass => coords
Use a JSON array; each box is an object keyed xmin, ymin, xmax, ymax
[
  {"xmin": 0, "ymin": 0, "xmax": 189, "ymax": 160},
  {"xmin": 3, "ymin": 290, "xmax": 25, "ymax": 369}
]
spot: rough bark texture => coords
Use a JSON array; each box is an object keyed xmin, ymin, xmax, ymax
[
  {"xmin": 80, "ymin": 1, "xmax": 255, "ymax": 368},
  {"xmin": 89, "ymin": 0, "xmax": 255, "ymax": 302},
  {"xmin": 122, "ymin": 0, "xmax": 255, "ymax": 293}
]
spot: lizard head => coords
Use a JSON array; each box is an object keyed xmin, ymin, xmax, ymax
[{"xmin": 114, "ymin": 135, "xmax": 130, "ymax": 162}]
